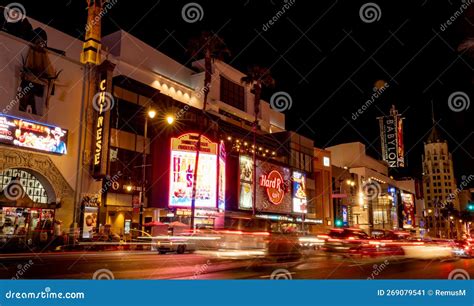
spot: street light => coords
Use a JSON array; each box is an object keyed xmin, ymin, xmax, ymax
[
  {"xmin": 138, "ymin": 108, "xmax": 173, "ymax": 231},
  {"xmin": 166, "ymin": 115, "xmax": 175, "ymax": 125}
]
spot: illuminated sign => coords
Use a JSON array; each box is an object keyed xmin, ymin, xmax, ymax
[
  {"xmin": 218, "ymin": 141, "xmax": 226, "ymax": 210},
  {"xmin": 378, "ymin": 110, "xmax": 405, "ymax": 168},
  {"xmin": 0, "ymin": 114, "xmax": 67, "ymax": 154},
  {"xmin": 323, "ymin": 156, "xmax": 330, "ymax": 167},
  {"xmin": 401, "ymin": 192, "xmax": 415, "ymax": 229},
  {"xmin": 92, "ymin": 78, "xmax": 107, "ymax": 177},
  {"xmin": 169, "ymin": 133, "xmax": 218, "ymax": 208},
  {"xmin": 260, "ymin": 170, "xmax": 285, "ymax": 205},
  {"xmin": 292, "ymin": 171, "xmax": 307, "ymax": 213},
  {"xmin": 255, "ymin": 160, "xmax": 291, "ymax": 214},
  {"xmin": 238, "ymin": 155, "xmax": 253, "ymax": 209}
]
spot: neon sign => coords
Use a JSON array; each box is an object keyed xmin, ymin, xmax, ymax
[
  {"xmin": 91, "ymin": 76, "xmax": 110, "ymax": 179},
  {"xmin": 259, "ymin": 170, "xmax": 285, "ymax": 205},
  {"xmin": 169, "ymin": 133, "xmax": 218, "ymax": 208}
]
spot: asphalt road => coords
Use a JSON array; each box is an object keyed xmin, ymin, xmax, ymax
[{"xmin": 0, "ymin": 251, "xmax": 472, "ymax": 280}]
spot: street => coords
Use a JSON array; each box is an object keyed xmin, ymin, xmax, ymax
[{"xmin": 0, "ymin": 251, "xmax": 472, "ymax": 280}]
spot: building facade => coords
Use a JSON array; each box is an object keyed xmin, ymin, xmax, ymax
[
  {"xmin": 421, "ymin": 127, "xmax": 461, "ymax": 238},
  {"xmin": 327, "ymin": 142, "xmax": 418, "ymax": 234}
]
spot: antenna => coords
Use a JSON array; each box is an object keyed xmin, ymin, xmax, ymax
[{"xmin": 431, "ymin": 100, "xmax": 435, "ymax": 125}]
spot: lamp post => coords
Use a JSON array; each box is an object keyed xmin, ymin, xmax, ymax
[{"xmin": 138, "ymin": 109, "xmax": 174, "ymax": 232}]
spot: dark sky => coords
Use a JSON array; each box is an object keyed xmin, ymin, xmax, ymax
[{"xmin": 7, "ymin": 0, "xmax": 473, "ymax": 185}]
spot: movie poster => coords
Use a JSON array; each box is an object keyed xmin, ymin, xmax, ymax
[
  {"xmin": 292, "ymin": 171, "xmax": 307, "ymax": 213},
  {"xmin": 169, "ymin": 133, "xmax": 218, "ymax": 208},
  {"xmin": 238, "ymin": 155, "xmax": 253, "ymax": 209}
]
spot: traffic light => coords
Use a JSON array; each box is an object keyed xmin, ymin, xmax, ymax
[
  {"xmin": 467, "ymin": 203, "xmax": 474, "ymax": 211},
  {"xmin": 335, "ymin": 219, "xmax": 343, "ymax": 227}
]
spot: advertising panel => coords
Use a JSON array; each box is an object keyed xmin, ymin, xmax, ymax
[
  {"xmin": 0, "ymin": 114, "xmax": 68, "ymax": 154},
  {"xmin": 238, "ymin": 155, "xmax": 253, "ymax": 209},
  {"xmin": 401, "ymin": 192, "xmax": 415, "ymax": 229},
  {"xmin": 218, "ymin": 141, "xmax": 226, "ymax": 210},
  {"xmin": 397, "ymin": 117, "xmax": 405, "ymax": 167},
  {"xmin": 169, "ymin": 133, "xmax": 218, "ymax": 208},
  {"xmin": 378, "ymin": 113, "xmax": 405, "ymax": 168},
  {"xmin": 256, "ymin": 160, "xmax": 292, "ymax": 214},
  {"xmin": 292, "ymin": 171, "xmax": 307, "ymax": 213}
]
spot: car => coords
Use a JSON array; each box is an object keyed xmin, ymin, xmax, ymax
[
  {"xmin": 155, "ymin": 234, "xmax": 196, "ymax": 254},
  {"xmin": 453, "ymin": 240, "xmax": 473, "ymax": 258},
  {"xmin": 322, "ymin": 228, "xmax": 369, "ymax": 254}
]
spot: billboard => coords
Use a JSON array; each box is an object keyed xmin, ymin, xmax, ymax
[
  {"xmin": 401, "ymin": 192, "xmax": 415, "ymax": 229},
  {"xmin": 238, "ymin": 155, "xmax": 253, "ymax": 210},
  {"xmin": 378, "ymin": 110, "xmax": 405, "ymax": 168},
  {"xmin": 292, "ymin": 171, "xmax": 307, "ymax": 213},
  {"xmin": 169, "ymin": 133, "xmax": 218, "ymax": 208},
  {"xmin": 0, "ymin": 114, "xmax": 68, "ymax": 154},
  {"xmin": 256, "ymin": 160, "xmax": 292, "ymax": 214}
]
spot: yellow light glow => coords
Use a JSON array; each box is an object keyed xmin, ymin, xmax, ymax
[
  {"xmin": 148, "ymin": 110, "xmax": 157, "ymax": 119},
  {"xmin": 126, "ymin": 185, "xmax": 132, "ymax": 192},
  {"xmin": 166, "ymin": 115, "xmax": 175, "ymax": 125}
]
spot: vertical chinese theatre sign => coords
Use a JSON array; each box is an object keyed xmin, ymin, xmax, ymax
[
  {"xmin": 169, "ymin": 133, "xmax": 226, "ymax": 209},
  {"xmin": 91, "ymin": 62, "xmax": 114, "ymax": 179}
]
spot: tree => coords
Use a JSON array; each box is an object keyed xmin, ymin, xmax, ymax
[
  {"xmin": 240, "ymin": 65, "xmax": 275, "ymax": 215},
  {"xmin": 187, "ymin": 32, "xmax": 230, "ymax": 230}
]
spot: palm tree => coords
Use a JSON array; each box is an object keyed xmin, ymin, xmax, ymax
[
  {"xmin": 240, "ymin": 66, "xmax": 275, "ymax": 215},
  {"xmin": 187, "ymin": 32, "xmax": 230, "ymax": 230}
]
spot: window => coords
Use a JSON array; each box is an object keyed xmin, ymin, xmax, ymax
[
  {"xmin": 220, "ymin": 76, "xmax": 245, "ymax": 111},
  {"xmin": 0, "ymin": 169, "xmax": 48, "ymax": 204}
]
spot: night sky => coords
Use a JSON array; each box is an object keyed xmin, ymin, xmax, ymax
[{"xmin": 8, "ymin": 0, "xmax": 473, "ymax": 185}]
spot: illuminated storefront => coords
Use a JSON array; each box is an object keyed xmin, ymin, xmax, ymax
[{"xmin": 0, "ymin": 168, "xmax": 57, "ymax": 245}]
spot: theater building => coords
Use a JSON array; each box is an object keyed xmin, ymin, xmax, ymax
[{"xmin": 0, "ymin": 13, "xmax": 86, "ymax": 242}]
